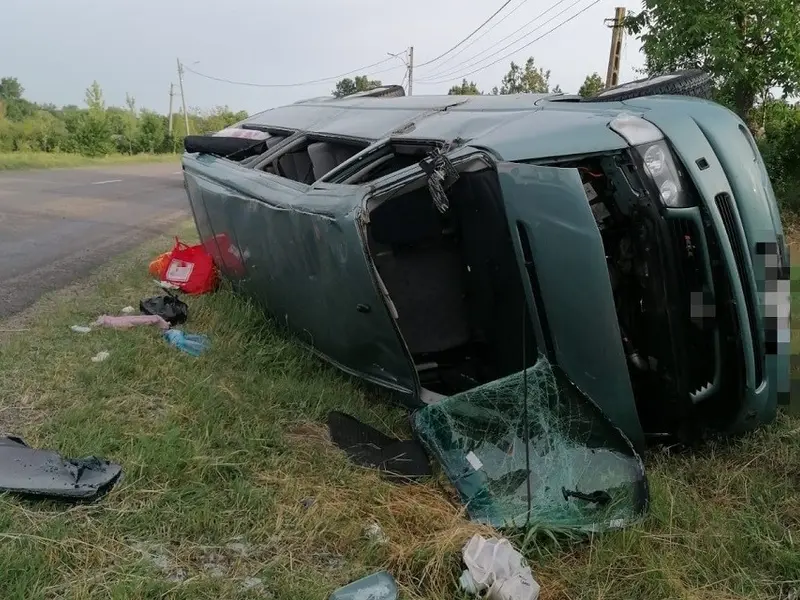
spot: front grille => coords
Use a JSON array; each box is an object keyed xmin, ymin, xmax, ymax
[
  {"xmin": 669, "ymin": 218, "xmax": 716, "ymax": 394},
  {"xmin": 714, "ymin": 193, "xmax": 763, "ymax": 384}
]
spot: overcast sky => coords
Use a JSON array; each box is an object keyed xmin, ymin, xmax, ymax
[{"xmin": 2, "ymin": 0, "xmax": 645, "ymax": 115}]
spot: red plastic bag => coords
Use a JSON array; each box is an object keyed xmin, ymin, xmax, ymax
[{"xmin": 163, "ymin": 238, "xmax": 218, "ymax": 295}]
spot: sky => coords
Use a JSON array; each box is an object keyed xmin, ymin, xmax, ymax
[{"xmin": 2, "ymin": 0, "xmax": 645, "ymax": 116}]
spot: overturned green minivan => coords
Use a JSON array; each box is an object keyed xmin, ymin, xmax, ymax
[{"xmin": 182, "ymin": 71, "xmax": 790, "ymax": 456}]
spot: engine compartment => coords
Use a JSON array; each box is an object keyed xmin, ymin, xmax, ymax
[{"xmin": 563, "ymin": 152, "xmax": 694, "ymax": 437}]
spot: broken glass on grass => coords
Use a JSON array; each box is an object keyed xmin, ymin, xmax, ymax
[{"xmin": 412, "ymin": 357, "xmax": 648, "ymax": 532}]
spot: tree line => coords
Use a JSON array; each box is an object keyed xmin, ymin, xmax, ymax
[
  {"xmin": 0, "ymin": 77, "xmax": 247, "ymax": 157},
  {"xmin": 333, "ymin": 0, "xmax": 800, "ymax": 214}
]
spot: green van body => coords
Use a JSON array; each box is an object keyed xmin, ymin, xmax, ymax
[{"xmin": 182, "ymin": 91, "xmax": 790, "ymax": 454}]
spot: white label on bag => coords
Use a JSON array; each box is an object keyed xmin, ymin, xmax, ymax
[{"xmin": 166, "ymin": 260, "xmax": 194, "ymax": 283}]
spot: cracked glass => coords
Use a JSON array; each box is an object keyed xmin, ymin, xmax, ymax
[{"xmin": 413, "ymin": 357, "xmax": 648, "ymax": 532}]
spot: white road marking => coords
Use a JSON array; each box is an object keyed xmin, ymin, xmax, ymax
[
  {"xmin": 172, "ymin": 171, "xmax": 182, "ymax": 175},
  {"xmin": 91, "ymin": 179, "xmax": 123, "ymax": 185}
]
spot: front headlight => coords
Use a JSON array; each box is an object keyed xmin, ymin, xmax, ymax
[{"xmin": 634, "ymin": 140, "xmax": 694, "ymax": 208}]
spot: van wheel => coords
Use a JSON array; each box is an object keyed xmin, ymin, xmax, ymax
[
  {"xmin": 346, "ymin": 85, "xmax": 406, "ymax": 99},
  {"xmin": 587, "ymin": 70, "xmax": 713, "ymax": 102}
]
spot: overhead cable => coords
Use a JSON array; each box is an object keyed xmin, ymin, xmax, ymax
[
  {"xmin": 414, "ymin": 0, "xmax": 515, "ymax": 68},
  {"xmin": 182, "ymin": 55, "xmax": 403, "ymax": 88}
]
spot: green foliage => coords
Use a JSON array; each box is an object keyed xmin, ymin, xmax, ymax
[
  {"xmin": 448, "ymin": 79, "xmax": 482, "ymax": 95},
  {"xmin": 625, "ymin": 0, "xmax": 800, "ymax": 119},
  {"xmin": 578, "ymin": 73, "xmax": 604, "ymax": 97},
  {"xmin": 757, "ymin": 100, "xmax": 800, "ymax": 212},
  {"xmin": 499, "ymin": 57, "xmax": 550, "ymax": 94},
  {"xmin": 332, "ymin": 75, "xmax": 382, "ymax": 98},
  {"xmin": 0, "ymin": 76, "xmax": 248, "ymax": 159}
]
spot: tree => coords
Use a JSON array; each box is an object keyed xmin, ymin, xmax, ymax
[
  {"xmin": 448, "ymin": 79, "xmax": 482, "ymax": 95},
  {"xmin": 137, "ymin": 110, "xmax": 166, "ymax": 153},
  {"xmin": 578, "ymin": 73, "xmax": 604, "ymax": 97},
  {"xmin": 0, "ymin": 77, "xmax": 35, "ymax": 121},
  {"xmin": 0, "ymin": 77, "xmax": 23, "ymax": 102},
  {"xmin": 625, "ymin": 0, "xmax": 800, "ymax": 121},
  {"xmin": 76, "ymin": 81, "xmax": 112, "ymax": 156},
  {"xmin": 498, "ymin": 57, "xmax": 550, "ymax": 94},
  {"xmin": 332, "ymin": 75, "xmax": 382, "ymax": 98}
]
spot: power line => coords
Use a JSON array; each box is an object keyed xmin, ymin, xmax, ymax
[
  {"xmin": 416, "ymin": 0, "xmax": 580, "ymax": 82},
  {"xmin": 414, "ymin": 0, "xmax": 515, "ymax": 68},
  {"xmin": 415, "ymin": 0, "xmax": 531, "ymax": 76},
  {"xmin": 182, "ymin": 54, "xmax": 404, "ymax": 88},
  {"xmin": 417, "ymin": 0, "xmax": 602, "ymax": 84}
]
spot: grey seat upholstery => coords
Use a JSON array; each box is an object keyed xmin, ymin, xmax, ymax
[
  {"xmin": 369, "ymin": 190, "xmax": 470, "ymax": 355},
  {"xmin": 373, "ymin": 242, "xmax": 470, "ymax": 355},
  {"xmin": 307, "ymin": 142, "xmax": 360, "ymax": 180}
]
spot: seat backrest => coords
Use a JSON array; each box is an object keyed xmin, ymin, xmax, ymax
[{"xmin": 308, "ymin": 142, "xmax": 360, "ymax": 181}]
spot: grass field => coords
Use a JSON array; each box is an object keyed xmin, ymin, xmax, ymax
[
  {"xmin": 0, "ymin": 224, "xmax": 797, "ymax": 600},
  {"xmin": 0, "ymin": 152, "xmax": 179, "ymax": 171}
]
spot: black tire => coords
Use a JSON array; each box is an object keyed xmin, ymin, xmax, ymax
[
  {"xmin": 346, "ymin": 85, "xmax": 406, "ymax": 99},
  {"xmin": 587, "ymin": 70, "xmax": 713, "ymax": 102}
]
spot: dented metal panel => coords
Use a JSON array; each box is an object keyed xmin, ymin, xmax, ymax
[
  {"xmin": 497, "ymin": 162, "xmax": 645, "ymax": 450},
  {"xmin": 183, "ymin": 155, "xmax": 418, "ymax": 397}
]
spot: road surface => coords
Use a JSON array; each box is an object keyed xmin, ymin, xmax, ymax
[{"xmin": 0, "ymin": 162, "xmax": 189, "ymax": 319}]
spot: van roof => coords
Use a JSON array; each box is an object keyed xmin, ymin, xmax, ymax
[{"xmin": 240, "ymin": 93, "xmax": 633, "ymax": 161}]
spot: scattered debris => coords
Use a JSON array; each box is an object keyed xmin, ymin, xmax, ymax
[
  {"xmin": 226, "ymin": 539, "xmax": 251, "ymax": 557},
  {"xmin": 327, "ymin": 411, "xmax": 431, "ymax": 483},
  {"xmin": 93, "ymin": 314, "xmax": 170, "ymax": 330},
  {"xmin": 149, "ymin": 251, "xmax": 172, "ymax": 279},
  {"xmin": 121, "ymin": 306, "xmax": 136, "ymax": 314},
  {"xmin": 242, "ymin": 577, "xmax": 264, "ymax": 592},
  {"xmin": 162, "ymin": 238, "xmax": 219, "ymax": 295},
  {"xmin": 156, "ymin": 280, "xmax": 181, "ymax": 291},
  {"xmin": 91, "ymin": 350, "xmax": 110, "ymax": 363},
  {"xmin": 201, "ymin": 552, "xmax": 227, "ymax": 578},
  {"xmin": 329, "ymin": 571, "xmax": 398, "ymax": 600},
  {"xmin": 163, "ymin": 329, "xmax": 210, "ymax": 357},
  {"xmin": 140, "ymin": 292, "xmax": 188, "ymax": 325},
  {"xmin": 71, "ymin": 325, "xmax": 92, "ymax": 333},
  {"xmin": 299, "ymin": 497, "xmax": 316, "ymax": 510},
  {"xmin": 460, "ymin": 535, "xmax": 540, "ymax": 600},
  {"xmin": 0, "ymin": 436, "xmax": 122, "ymax": 501},
  {"xmin": 364, "ymin": 522, "xmax": 388, "ymax": 545}
]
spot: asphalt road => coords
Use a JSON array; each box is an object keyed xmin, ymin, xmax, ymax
[{"xmin": 0, "ymin": 162, "xmax": 189, "ymax": 319}]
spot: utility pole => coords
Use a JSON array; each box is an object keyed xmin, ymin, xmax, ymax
[
  {"xmin": 176, "ymin": 58, "xmax": 190, "ymax": 135},
  {"xmin": 168, "ymin": 83, "xmax": 174, "ymax": 136},
  {"xmin": 604, "ymin": 7, "xmax": 626, "ymax": 88},
  {"xmin": 407, "ymin": 46, "xmax": 414, "ymax": 96}
]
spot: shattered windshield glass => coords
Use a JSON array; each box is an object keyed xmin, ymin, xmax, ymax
[{"xmin": 413, "ymin": 357, "xmax": 648, "ymax": 532}]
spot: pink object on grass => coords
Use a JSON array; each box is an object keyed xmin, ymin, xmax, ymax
[{"xmin": 92, "ymin": 315, "xmax": 170, "ymax": 331}]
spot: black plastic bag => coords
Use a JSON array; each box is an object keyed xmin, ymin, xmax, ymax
[{"xmin": 140, "ymin": 293, "xmax": 188, "ymax": 325}]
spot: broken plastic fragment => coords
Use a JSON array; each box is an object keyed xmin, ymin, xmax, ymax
[
  {"xmin": 327, "ymin": 411, "xmax": 431, "ymax": 482},
  {"xmin": 412, "ymin": 356, "xmax": 648, "ymax": 532},
  {"xmin": 0, "ymin": 436, "xmax": 122, "ymax": 501},
  {"xmin": 461, "ymin": 534, "xmax": 540, "ymax": 600},
  {"xmin": 121, "ymin": 306, "xmax": 136, "ymax": 314},
  {"xmin": 329, "ymin": 571, "xmax": 398, "ymax": 600},
  {"xmin": 71, "ymin": 325, "xmax": 92, "ymax": 334},
  {"xmin": 91, "ymin": 350, "xmax": 110, "ymax": 363}
]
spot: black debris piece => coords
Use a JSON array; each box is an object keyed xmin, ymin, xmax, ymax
[
  {"xmin": 327, "ymin": 412, "xmax": 431, "ymax": 483},
  {"xmin": 140, "ymin": 293, "xmax": 188, "ymax": 326},
  {"xmin": 0, "ymin": 436, "xmax": 122, "ymax": 502}
]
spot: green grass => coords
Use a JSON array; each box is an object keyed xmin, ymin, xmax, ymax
[
  {"xmin": 0, "ymin": 224, "xmax": 797, "ymax": 599},
  {"xmin": 0, "ymin": 152, "xmax": 179, "ymax": 171}
]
